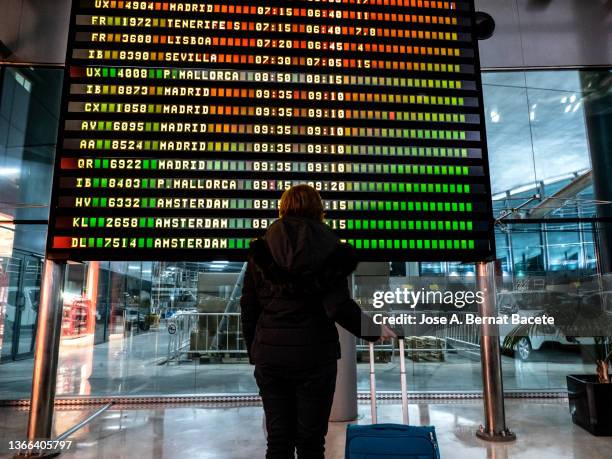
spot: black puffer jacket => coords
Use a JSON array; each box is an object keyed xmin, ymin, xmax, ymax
[{"xmin": 240, "ymin": 216, "xmax": 379, "ymax": 369}]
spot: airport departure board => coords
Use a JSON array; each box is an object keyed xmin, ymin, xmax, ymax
[{"xmin": 47, "ymin": 0, "xmax": 495, "ymax": 262}]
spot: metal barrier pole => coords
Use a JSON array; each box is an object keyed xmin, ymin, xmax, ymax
[
  {"xmin": 55, "ymin": 402, "xmax": 114, "ymax": 441},
  {"xmin": 475, "ymin": 261, "xmax": 516, "ymax": 442},
  {"xmin": 19, "ymin": 260, "xmax": 66, "ymax": 458}
]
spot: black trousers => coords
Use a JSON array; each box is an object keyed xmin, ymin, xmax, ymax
[{"xmin": 254, "ymin": 361, "xmax": 337, "ymax": 459}]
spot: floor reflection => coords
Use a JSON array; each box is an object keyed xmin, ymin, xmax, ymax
[{"xmin": 1, "ymin": 399, "xmax": 612, "ymax": 458}]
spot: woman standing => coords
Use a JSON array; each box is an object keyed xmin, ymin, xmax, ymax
[{"xmin": 241, "ymin": 184, "xmax": 394, "ymax": 458}]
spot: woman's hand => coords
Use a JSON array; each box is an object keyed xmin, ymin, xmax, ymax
[{"xmin": 379, "ymin": 324, "xmax": 397, "ymax": 342}]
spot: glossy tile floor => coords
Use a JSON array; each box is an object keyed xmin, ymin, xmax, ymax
[{"xmin": 1, "ymin": 399, "xmax": 611, "ymax": 458}]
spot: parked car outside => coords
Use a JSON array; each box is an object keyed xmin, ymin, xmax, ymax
[{"xmin": 497, "ymin": 290, "xmax": 588, "ymax": 361}]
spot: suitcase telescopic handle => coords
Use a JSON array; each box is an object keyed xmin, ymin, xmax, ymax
[
  {"xmin": 398, "ymin": 339, "xmax": 409, "ymax": 425},
  {"xmin": 368, "ymin": 340, "xmax": 409, "ymax": 425},
  {"xmin": 369, "ymin": 341, "xmax": 378, "ymax": 424}
]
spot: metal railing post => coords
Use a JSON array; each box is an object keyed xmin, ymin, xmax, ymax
[
  {"xmin": 19, "ymin": 260, "xmax": 66, "ymax": 458},
  {"xmin": 475, "ymin": 261, "xmax": 516, "ymax": 442}
]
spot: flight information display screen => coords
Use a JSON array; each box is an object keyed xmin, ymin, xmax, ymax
[{"xmin": 47, "ymin": 0, "xmax": 495, "ymax": 262}]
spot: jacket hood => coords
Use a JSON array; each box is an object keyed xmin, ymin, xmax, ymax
[
  {"xmin": 265, "ymin": 217, "xmax": 338, "ymax": 273},
  {"xmin": 249, "ymin": 217, "xmax": 358, "ymax": 291}
]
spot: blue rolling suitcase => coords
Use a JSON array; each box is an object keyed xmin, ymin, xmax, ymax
[{"xmin": 345, "ymin": 340, "xmax": 440, "ymax": 459}]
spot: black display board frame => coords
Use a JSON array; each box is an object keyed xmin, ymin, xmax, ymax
[{"xmin": 46, "ymin": 0, "xmax": 496, "ymax": 262}]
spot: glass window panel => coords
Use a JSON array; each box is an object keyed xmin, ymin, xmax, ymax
[
  {"xmin": 0, "ymin": 67, "xmax": 62, "ymax": 221},
  {"xmin": 511, "ymin": 225, "xmax": 545, "ymax": 275},
  {"xmin": 545, "ymin": 224, "xmax": 582, "ymax": 271},
  {"xmin": 527, "ymin": 78, "xmax": 591, "ymax": 186},
  {"xmin": 483, "ymin": 73, "xmax": 537, "ymax": 195}
]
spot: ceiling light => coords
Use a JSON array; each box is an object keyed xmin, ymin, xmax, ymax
[{"xmin": 489, "ymin": 110, "xmax": 500, "ymax": 123}]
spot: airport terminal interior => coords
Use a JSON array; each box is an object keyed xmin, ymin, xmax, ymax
[{"xmin": 1, "ymin": 0, "xmax": 612, "ymax": 458}]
